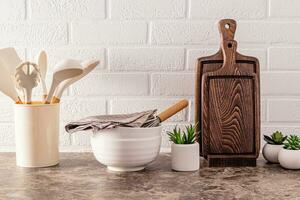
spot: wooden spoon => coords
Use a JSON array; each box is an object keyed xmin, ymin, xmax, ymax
[
  {"xmin": 0, "ymin": 59, "xmax": 22, "ymax": 103},
  {"xmin": 44, "ymin": 59, "xmax": 83, "ymax": 104},
  {"xmin": 37, "ymin": 51, "xmax": 48, "ymax": 100},
  {"xmin": 51, "ymin": 60, "xmax": 99, "ymax": 103}
]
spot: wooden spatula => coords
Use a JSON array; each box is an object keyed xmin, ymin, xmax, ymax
[
  {"xmin": 0, "ymin": 47, "xmax": 22, "ymax": 74},
  {"xmin": 0, "ymin": 59, "xmax": 22, "ymax": 103}
]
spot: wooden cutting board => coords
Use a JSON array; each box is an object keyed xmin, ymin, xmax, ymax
[
  {"xmin": 195, "ymin": 19, "xmax": 260, "ymax": 158},
  {"xmin": 200, "ymin": 38, "xmax": 260, "ymax": 167}
]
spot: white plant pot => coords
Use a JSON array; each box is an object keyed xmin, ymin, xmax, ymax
[
  {"xmin": 262, "ymin": 143, "xmax": 283, "ymax": 163},
  {"xmin": 278, "ymin": 149, "xmax": 300, "ymax": 169},
  {"xmin": 91, "ymin": 126, "xmax": 162, "ymax": 172},
  {"xmin": 171, "ymin": 142, "xmax": 199, "ymax": 171},
  {"xmin": 14, "ymin": 103, "xmax": 60, "ymax": 168}
]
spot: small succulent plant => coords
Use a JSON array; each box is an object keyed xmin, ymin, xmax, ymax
[
  {"xmin": 264, "ymin": 131, "xmax": 287, "ymax": 145},
  {"xmin": 167, "ymin": 124, "xmax": 198, "ymax": 144},
  {"xmin": 283, "ymin": 135, "xmax": 300, "ymax": 150}
]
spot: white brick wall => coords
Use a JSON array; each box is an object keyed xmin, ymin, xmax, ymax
[
  {"xmin": 0, "ymin": 0, "xmax": 25, "ymax": 20},
  {"xmin": 269, "ymin": 0, "xmax": 300, "ymax": 18},
  {"xmin": 29, "ymin": 0, "xmax": 106, "ymax": 19},
  {"xmin": 236, "ymin": 22, "xmax": 300, "ymax": 44},
  {"xmin": 0, "ymin": 0, "xmax": 299, "ymax": 152},
  {"xmin": 151, "ymin": 73, "xmax": 194, "ymax": 96},
  {"xmin": 190, "ymin": 0, "xmax": 267, "ymax": 19},
  {"xmin": 0, "ymin": 23, "xmax": 68, "ymax": 46},
  {"xmin": 109, "ymin": 48, "xmax": 185, "ymax": 71},
  {"xmin": 269, "ymin": 48, "xmax": 300, "ymax": 70},
  {"xmin": 29, "ymin": 48, "xmax": 106, "ymax": 73},
  {"xmin": 110, "ymin": 0, "xmax": 186, "ymax": 19},
  {"xmin": 151, "ymin": 21, "xmax": 217, "ymax": 45},
  {"xmin": 71, "ymin": 22, "xmax": 148, "ymax": 45}
]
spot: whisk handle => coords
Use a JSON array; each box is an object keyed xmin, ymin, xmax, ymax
[{"xmin": 158, "ymin": 99, "xmax": 188, "ymax": 122}]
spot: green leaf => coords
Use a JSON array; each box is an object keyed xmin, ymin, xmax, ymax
[
  {"xmin": 167, "ymin": 124, "xmax": 197, "ymax": 144},
  {"xmin": 264, "ymin": 131, "xmax": 287, "ymax": 145},
  {"xmin": 283, "ymin": 135, "xmax": 300, "ymax": 150},
  {"xmin": 264, "ymin": 135, "xmax": 275, "ymax": 144}
]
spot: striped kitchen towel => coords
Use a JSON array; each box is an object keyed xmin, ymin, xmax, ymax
[{"xmin": 65, "ymin": 109, "xmax": 157, "ymax": 133}]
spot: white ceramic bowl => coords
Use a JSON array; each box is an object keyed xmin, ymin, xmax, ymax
[
  {"xmin": 278, "ymin": 148, "xmax": 300, "ymax": 169},
  {"xmin": 91, "ymin": 126, "xmax": 162, "ymax": 172},
  {"xmin": 262, "ymin": 143, "xmax": 283, "ymax": 163}
]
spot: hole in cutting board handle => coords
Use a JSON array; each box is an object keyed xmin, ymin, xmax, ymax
[
  {"xmin": 225, "ymin": 23, "xmax": 230, "ymax": 29},
  {"xmin": 227, "ymin": 43, "xmax": 232, "ymax": 48}
]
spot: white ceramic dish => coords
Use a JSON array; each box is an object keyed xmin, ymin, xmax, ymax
[
  {"xmin": 262, "ymin": 143, "xmax": 283, "ymax": 163},
  {"xmin": 278, "ymin": 148, "xmax": 300, "ymax": 169},
  {"xmin": 91, "ymin": 126, "xmax": 162, "ymax": 172}
]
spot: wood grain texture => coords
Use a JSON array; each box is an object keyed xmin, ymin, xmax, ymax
[
  {"xmin": 196, "ymin": 27, "xmax": 260, "ymax": 167},
  {"xmin": 208, "ymin": 77, "xmax": 254, "ymax": 154},
  {"xmin": 202, "ymin": 41, "xmax": 260, "ymax": 166},
  {"xmin": 195, "ymin": 19, "xmax": 260, "ymax": 157}
]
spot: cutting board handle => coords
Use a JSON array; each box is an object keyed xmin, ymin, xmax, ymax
[
  {"xmin": 218, "ymin": 19, "xmax": 237, "ymax": 41},
  {"xmin": 219, "ymin": 40, "xmax": 238, "ymax": 73}
]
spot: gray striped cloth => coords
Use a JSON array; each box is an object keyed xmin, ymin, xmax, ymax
[{"xmin": 65, "ymin": 110, "xmax": 157, "ymax": 133}]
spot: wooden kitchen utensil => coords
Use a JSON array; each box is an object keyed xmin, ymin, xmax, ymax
[
  {"xmin": 0, "ymin": 59, "xmax": 22, "ymax": 103},
  {"xmin": 201, "ymin": 39, "xmax": 260, "ymax": 167},
  {"xmin": 15, "ymin": 62, "xmax": 40, "ymax": 104},
  {"xmin": 51, "ymin": 60, "xmax": 99, "ymax": 104},
  {"xmin": 0, "ymin": 47, "xmax": 22, "ymax": 75},
  {"xmin": 142, "ymin": 99, "xmax": 188, "ymax": 127},
  {"xmin": 44, "ymin": 59, "xmax": 83, "ymax": 104},
  {"xmin": 195, "ymin": 19, "xmax": 260, "ymax": 156},
  {"xmin": 37, "ymin": 51, "xmax": 48, "ymax": 100},
  {"xmin": 0, "ymin": 48, "xmax": 23, "ymax": 103}
]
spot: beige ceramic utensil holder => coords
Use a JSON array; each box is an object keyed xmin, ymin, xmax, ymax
[{"xmin": 14, "ymin": 102, "xmax": 59, "ymax": 167}]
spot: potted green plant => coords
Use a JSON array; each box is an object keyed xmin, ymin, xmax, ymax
[
  {"xmin": 167, "ymin": 124, "xmax": 199, "ymax": 171},
  {"xmin": 262, "ymin": 131, "xmax": 287, "ymax": 163},
  {"xmin": 278, "ymin": 135, "xmax": 300, "ymax": 169}
]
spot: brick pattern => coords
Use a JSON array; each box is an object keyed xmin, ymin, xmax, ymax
[
  {"xmin": 0, "ymin": 0, "xmax": 298, "ymax": 151},
  {"xmin": 109, "ymin": 48, "xmax": 185, "ymax": 71},
  {"xmin": 0, "ymin": 23, "xmax": 68, "ymax": 46},
  {"xmin": 190, "ymin": 0, "xmax": 267, "ymax": 19},
  {"xmin": 269, "ymin": 0, "xmax": 300, "ymax": 18},
  {"xmin": 71, "ymin": 22, "xmax": 148, "ymax": 45},
  {"xmin": 29, "ymin": 0, "xmax": 106, "ymax": 19},
  {"xmin": 110, "ymin": 0, "xmax": 186, "ymax": 19}
]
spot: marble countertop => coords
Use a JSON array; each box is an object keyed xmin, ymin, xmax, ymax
[{"xmin": 0, "ymin": 153, "xmax": 299, "ymax": 200}]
